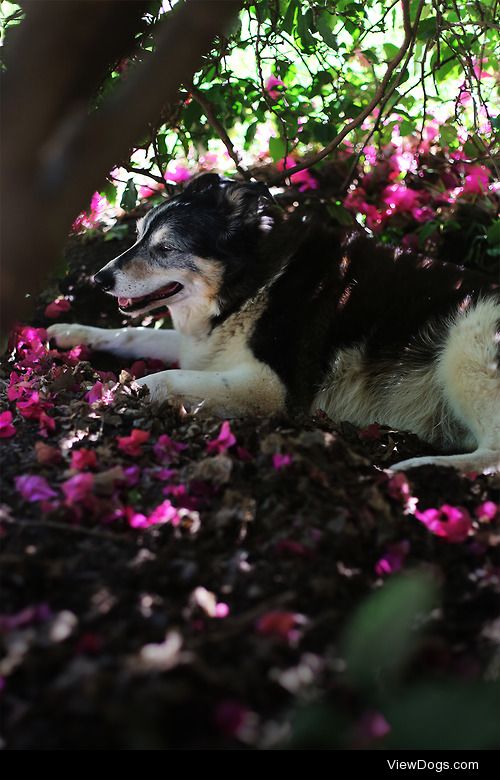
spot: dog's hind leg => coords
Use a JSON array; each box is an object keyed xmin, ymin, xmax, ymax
[
  {"xmin": 392, "ymin": 298, "xmax": 500, "ymax": 474},
  {"xmin": 47, "ymin": 324, "xmax": 180, "ymax": 363}
]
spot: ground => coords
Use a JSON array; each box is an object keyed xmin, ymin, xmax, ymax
[{"xmin": 1, "ymin": 216, "xmax": 499, "ymax": 750}]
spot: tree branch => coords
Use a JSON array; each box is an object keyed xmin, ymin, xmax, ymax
[
  {"xmin": 190, "ymin": 85, "xmax": 249, "ymax": 178},
  {"xmin": 271, "ymin": 0, "xmax": 425, "ymax": 183}
]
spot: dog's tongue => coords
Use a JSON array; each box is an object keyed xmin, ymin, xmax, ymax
[{"xmin": 118, "ymin": 297, "xmax": 133, "ymax": 307}]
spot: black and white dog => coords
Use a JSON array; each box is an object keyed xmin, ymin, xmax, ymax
[{"xmin": 48, "ymin": 173, "xmax": 500, "ymax": 472}]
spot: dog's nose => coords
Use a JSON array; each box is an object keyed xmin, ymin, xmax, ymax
[{"xmin": 93, "ymin": 269, "xmax": 115, "ymax": 292}]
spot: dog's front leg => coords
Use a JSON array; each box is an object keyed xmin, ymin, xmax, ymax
[
  {"xmin": 135, "ymin": 366, "xmax": 286, "ymax": 417},
  {"xmin": 47, "ymin": 324, "xmax": 180, "ymax": 363}
]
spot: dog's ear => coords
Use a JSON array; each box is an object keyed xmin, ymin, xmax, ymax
[
  {"xmin": 182, "ymin": 172, "xmax": 225, "ymax": 196},
  {"xmin": 222, "ymin": 180, "xmax": 278, "ymax": 234}
]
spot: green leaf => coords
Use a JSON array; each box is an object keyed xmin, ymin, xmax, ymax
[
  {"xmin": 120, "ymin": 179, "xmax": 138, "ymax": 212},
  {"xmin": 317, "ymin": 11, "xmax": 337, "ymax": 49},
  {"xmin": 384, "ymin": 682, "xmax": 500, "ymax": 750},
  {"xmin": 439, "ymin": 123, "xmax": 458, "ymax": 146},
  {"xmin": 269, "ymin": 135, "xmax": 286, "ymax": 162},
  {"xmin": 281, "ymin": 0, "xmax": 297, "ymax": 34},
  {"xmin": 383, "ymin": 43, "xmax": 399, "ymax": 60},
  {"xmin": 399, "ymin": 118, "xmax": 416, "ymax": 136},
  {"xmin": 342, "ymin": 573, "xmax": 437, "ymax": 691},
  {"xmin": 416, "ymin": 16, "xmax": 437, "ymax": 41},
  {"xmin": 297, "ymin": 8, "xmax": 315, "ymax": 50},
  {"xmin": 486, "ymin": 220, "xmax": 500, "ymax": 247}
]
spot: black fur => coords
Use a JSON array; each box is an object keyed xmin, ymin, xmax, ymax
[{"xmin": 124, "ymin": 174, "xmax": 498, "ymax": 413}]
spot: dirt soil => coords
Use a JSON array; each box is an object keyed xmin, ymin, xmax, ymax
[{"xmin": 1, "ymin": 220, "xmax": 499, "ymax": 750}]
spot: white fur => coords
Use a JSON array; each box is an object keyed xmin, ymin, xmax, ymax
[{"xmin": 48, "ymin": 285, "xmax": 500, "ymax": 473}]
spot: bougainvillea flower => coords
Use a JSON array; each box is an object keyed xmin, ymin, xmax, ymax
[
  {"xmin": 256, "ymin": 610, "xmax": 300, "ymax": 641},
  {"xmin": 411, "ymin": 206, "xmax": 435, "ymax": 223},
  {"xmin": 71, "ymin": 449, "xmax": 98, "ymax": 471},
  {"xmin": 272, "ymin": 452, "xmax": 292, "ymax": 470},
  {"xmin": 165, "ymin": 163, "xmax": 191, "ymax": 185},
  {"xmin": 375, "ymin": 540, "xmax": 410, "ymax": 576},
  {"xmin": 148, "ymin": 500, "xmax": 181, "ymax": 527},
  {"xmin": 277, "ymin": 156, "xmax": 319, "ymax": 192},
  {"xmin": 17, "ymin": 391, "xmax": 53, "ymax": 420},
  {"xmin": 475, "ymin": 501, "xmax": 498, "ymax": 522},
  {"xmin": 123, "ymin": 464, "xmax": 141, "ymax": 486},
  {"xmin": 386, "ymin": 472, "xmax": 417, "ymax": 513},
  {"xmin": 63, "ymin": 344, "xmax": 92, "ymax": 366},
  {"xmin": 462, "ymin": 165, "xmax": 489, "ymax": 195},
  {"xmin": 414, "ymin": 504, "xmax": 473, "ymax": 543},
  {"xmin": 382, "ymin": 183, "xmax": 421, "ymax": 212},
  {"xmin": 84, "ymin": 381, "xmax": 115, "ymax": 405},
  {"xmin": 358, "ymin": 423, "xmax": 381, "ymax": 440},
  {"xmin": 138, "ymin": 182, "xmax": 164, "ymax": 200},
  {"xmin": 126, "ymin": 507, "xmax": 149, "ymax": 529},
  {"xmin": 117, "ymin": 429, "xmax": 150, "ymax": 456},
  {"xmin": 214, "ymin": 700, "xmax": 251, "ymax": 738},
  {"xmin": 265, "ymin": 74, "xmax": 286, "ymax": 100},
  {"xmin": 206, "ymin": 421, "xmax": 236, "ymax": 455},
  {"xmin": 44, "ymin": 297, "xmax": 72, "ymax": 319},
  {"xmin": 39, "ymin": 411, "xmax": 56, "ymax": 437},
  {"xmin": 153, "ymin": 433, "xmax": 187, "ymax": 462},
  {"xmin": 62, "ymin": 473, "xmax": 95, "ymax": 504},
  {"xmin": 0, "ymin": 411, "xmax": 16, "ymax": 438},
  {"xmin": 0, "ymin": 603, "xmax": 52, "ymax": 632},
  {"xmin": 16, "ymin": 474, "xmax": 58, "ymax": 502}
]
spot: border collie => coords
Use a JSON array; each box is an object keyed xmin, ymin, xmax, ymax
[{"xmin": 48, "ymin": 174, "xmax": 500, "ymax": 472}]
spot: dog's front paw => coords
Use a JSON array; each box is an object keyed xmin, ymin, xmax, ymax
[
  {"xmin": 47, "ymin": 323, "xmax": 98, "ymax": 350},
  {"xmin": 134, "ymin": 373, "xmax": 169, "ymax": 404}
]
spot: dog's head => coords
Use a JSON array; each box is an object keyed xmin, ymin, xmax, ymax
[{"xmin": 93, "ymin": 173, "xmax": 278, "ymax": 321}]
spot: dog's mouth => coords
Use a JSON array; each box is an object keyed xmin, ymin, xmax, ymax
[{"xmin": 118, "ymin": 282, "xmax": 184, "ymax": 314}]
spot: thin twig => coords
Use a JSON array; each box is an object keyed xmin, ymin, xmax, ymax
[
  {"xmin": 190, "ymin": 85, "xmax": 249, "ymax": 178},
  {"xmin": 272, "ymin": 0, "xmax": 425, "ymax": 183}
]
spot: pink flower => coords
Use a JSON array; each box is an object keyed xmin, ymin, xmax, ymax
[
  {"xmin": 375, "ymin": 540, "xmax": 410, "ymax": 576},
  {"xmin": 16, "ymin": 474, "xmax": 58, "ymax": 502},
  {"xmin": 165, "ymin": 163, "xmax": 191, "ymax": 185},
  {"xmin": 71, "ymin": 449, "xmax": 97, "ymax": 471},
  {"xmin": 148, "ymin": 500, "xmax": 180, "ymax": 527},
  {"xmin": 153, "ymin": 433, "xmax": 187, "ymax": 462},
  {"xmin": 256, "ymin": 610, "xmax": 301, "ymax": 641},
  {"xmin": 382, "ymin": 183, "xmax": 421, "ymax": 213},
  {"xmin": 386, "ymin": 473, "xmax": 417, "ymax": 513},
  {"xmin": 411, "ymin": 206, "xmax": 434, "ymax": 223},
  {"xmin": 265, "ymin": 74, "xmax": 286, "ymax": 100},
  {"xmin": 475, "ymin": 501, "xmax": 498, "ymax": 522},
  {"xmin": 462, "ymin": 165, "xmax": 489, "ymax": 195},
  {"xmin": 355, "ymin": 711, "xmax": 391, "ymax": 745},
  {"xmin": 44, "ymin": 297, "xmax": 72, "ymax": 319},
  {"xmin": 17, "ymin": 391, "xmax": 52, "ymax": 420},
  {"xmin": 84, "ymin": 381, "xmax": 115, "ymax": 405},
  {"xmin": 72, "ymin": 192, "xmax": 110, "ymax": 232},
  {"xmin": 414, "ymin": 504, "xmax": 473, "ymax": 543},
  {"xmin": 126, "ymin": 507, "xmax": 149, "ymax": 529},
  {"xmin": 277, "ymin": 156, "xmax": 318, "ymax": 192},
  {"xmin": 458, "ymin": 89, "xmax": 472, "ymax": 106},
  {"xmin": 272, "ymin": 452, "xmax": 292, "ymax": 470},
  {"xmin": 123, "ymin": 465, "xmax": 141, "ymax": 486},
  {"xmin": 472, "ymin": 57, "xmax": 493, "ymax": 80},
  {"xmin": 206, "ymin": 421, "xmax": 236, "ymax": 455},
  {"xmin": 39, "ymin": 410, "xmax": 56, "ymax": 437},
  {"xmin": 138, "ymin": 182, "xmax": 164, "ymax": 200},
  {"xmin": 214, "ymin": 700, "xmax": 251, "ymax": 738},
  {"xmin": 62, "ymin": 473, "xmax": 94, "ymax": 504},
  {"xmin": 117, "ymin": 429, "xmax": 150, "ymax": 456},
  {"xmin": 64, "ymin": 344, "xmax": 92, "ymax": 365},
  {"xmin": 0, "ymin": 411, "xmax": 16, "ymax": 438}
]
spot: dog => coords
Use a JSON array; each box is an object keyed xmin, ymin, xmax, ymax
[{"xmin": 48, "ymin": 173, "xmax": 500, "ymax": 473}]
